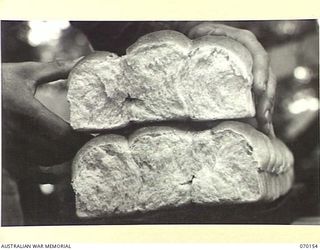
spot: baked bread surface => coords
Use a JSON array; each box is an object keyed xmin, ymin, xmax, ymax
[
  {"xmin": 72, "ymin": 121, "xmax": 294, "ymax": 218},
  {"xmin": 67, "ymin": 30, "xmax": 255, "ymax": 131}
]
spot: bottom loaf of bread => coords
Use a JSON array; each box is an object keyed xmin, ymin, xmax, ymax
[{"xmin": 71, "ymin": 121, "xmax": 294, "ymax": 218}]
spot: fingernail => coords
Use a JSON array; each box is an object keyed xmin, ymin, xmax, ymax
[
  {"xmin": 254, "ymin": 82, "xmax": 266, "ymax": 96},
  {"xmin": 255, "ymin": 71, "xmax": 266, "ymax": 88},
  {"xmin": 264, "ymin": 122, "xmax": 270, "ymax": 134},
  {"xmin": 264, "ymin": 109, "xmax": 271, "ymax": 122}
]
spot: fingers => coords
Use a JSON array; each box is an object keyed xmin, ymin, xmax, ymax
[
  {"xmin": 16, "ymin": 58, "xmax": 82, "ymax": 92},
  {"xmin": 33, "ymin": 58, "xmax": 81, "ymax": 85},
  {"xmin": 189, "ymin": 22, "xmax": 242, "ymax": 39},
  {"xmin": 256, "ymin": 67, "xmax": 277, "ymax": 137},
  {"xmin": 3, "ymin": 59, "xmax": 91, "ymax": 171},
  {"xmin": 188, "ymin": 23, "xmax": 269, "ymax": 95},
  {"xmin": 188, "ymin": 22, "xmax": 276, "ymax": 137}
]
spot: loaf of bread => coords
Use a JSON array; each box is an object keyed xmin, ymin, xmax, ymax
[
  {"xmin": 71, "ymin": 121, "xmax": 294, "ymax": 218},
  {"xmin": 67, "ymin": 30, "xmax": 255, "ymax": 131}
]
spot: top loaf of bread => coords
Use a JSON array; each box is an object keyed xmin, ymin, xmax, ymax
[{"xmin": 67, "ymin": 30, "xmax": 255, "ymax": 131}]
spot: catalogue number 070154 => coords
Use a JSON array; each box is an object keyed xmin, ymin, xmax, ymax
[{"xmin": 300, "ymin": 244, "xmax": 319, "ymax": 248}]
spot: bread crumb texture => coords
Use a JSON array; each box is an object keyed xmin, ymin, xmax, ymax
[
  {"xmin": 67, "ymin": 31, "xmax": 255, "ymax": 131},
  {"xmin": 72, "ymin": 122, "xmax": 294, "ymax": 218}
]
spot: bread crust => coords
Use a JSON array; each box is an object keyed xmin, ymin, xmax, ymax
[
  {"xmin": 212, "ymin": 121, "xmax": 270, "ymax": 170},
  {"xmin": 71, "ymin": 133, "xmax": 126, "ymax": 179},
  {"xmin": 68, "ymin": 30, "xmax": 255, "ymax": 131},
  {"xmin": 192, "ymin": 35, "xmax": 253, "ymax": 80},
  {"xmin": 72, "ymin": 121, "xmax": 294, "ymax": 218},
  {"xmin": 68, "ymin": 30, "xmax": 294, "ymax": 218},
  {"xmin": 126, "ymin": 30, "xmax": 192, "ymax": 54},
  {"xmin": 127, "ymin": 30, "xmax": 253, "ymax": 73}
]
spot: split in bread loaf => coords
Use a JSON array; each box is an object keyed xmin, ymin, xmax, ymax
[
  {"xmin": 71, "ymin": 121, "xmax": 294, "ymax": 218},
  {"xmin": 67, "ymin": 30, "xmax": 255, "ymax": 131}
]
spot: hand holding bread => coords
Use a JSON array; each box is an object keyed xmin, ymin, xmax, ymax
[
  {"xmin": 187, "ymin": 22, "xmax": 276, "ymax": 136},
  {"xmin": 1, "ymin": 22, "xmax": 294, "ymax": 223},
  {"xmin": 2, "ymin": 60, "xmax": 91, "ymax": 171}
]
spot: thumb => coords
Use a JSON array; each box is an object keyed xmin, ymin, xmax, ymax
[{"xmin": 31, "ymin": 57, "xmax": 83, "ymax": 87}]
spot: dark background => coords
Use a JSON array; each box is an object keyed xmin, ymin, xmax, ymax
[{"xmin": 1, "ymin": 20, "xmax": 319, "ymax": 225}]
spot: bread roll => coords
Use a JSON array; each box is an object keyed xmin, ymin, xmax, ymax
[
  {"xmin": 67, "ymin": 30, "xmax": 255, "ymax": 131},
  {"xmin": 71, "ymin": 121, "xmax": 294, "ymax": 218}
]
